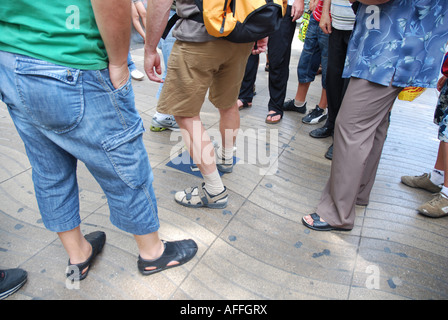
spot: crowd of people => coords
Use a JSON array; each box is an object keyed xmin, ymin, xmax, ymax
[{"xmin": 1, "ymin": 0, "xmax": 447, "ymax": 299}]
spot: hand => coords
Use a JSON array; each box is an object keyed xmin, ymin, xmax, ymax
[
  {"xmin": 308, "ymin": 0, "xmax": 318, "ymax": 12},
  {"xmin": 291, "ymin": 0, "xmax": 305, "ymax": 21},
  {"xmin": 108, "ymin": 62, "xmax": 129, "ymax": 89},
  {"xmin": 319, "ymin": 12, "xmax": 332, "ymax": 34},
  {"xmin": 252, "ymin": 37, "xmax": 268, "ymax": 55},
  {"xmin": 144, "ymin": 48, "xmax": 163, "ymax": 83}
]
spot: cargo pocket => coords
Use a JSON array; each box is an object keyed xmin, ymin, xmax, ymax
[
  {"xmin": 15, "ymin": 57, "xmax": 84, "ymax": 134},
  {"xmin": 101, "ymin": 118, "xmax": 151, "ymax": 189}
]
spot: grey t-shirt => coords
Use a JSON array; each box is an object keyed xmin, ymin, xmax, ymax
[{"xmin": 172, "ymin": 0, "xmax": 216, "ymax": 42}]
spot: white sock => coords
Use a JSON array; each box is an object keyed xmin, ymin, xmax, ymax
[
  {"xmin": 216, "ymin": 145, "xmax": 234, "ymax": 164},
  {"xmin": 294, "ymin": 100, "xmax": 306, "ymax": 108},
  {"xmin": 203, "ymin": 170, "xmax": 225, "ymax": 195},
  {"xmin": 441, "ymin": 185, "xmax": 448, "ymax": 197},
  {"xmin": 221, "ymin": 147, "xmax": 234, "ymax": 164},
  {"xmin": 430, "ymin": 169, "xmax": 444, "ymax": 186}
]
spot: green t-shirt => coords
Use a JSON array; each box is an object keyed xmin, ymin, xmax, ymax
[{"xmin": 0, "ymin": 1, "xmax": 108, "ymax": 70}]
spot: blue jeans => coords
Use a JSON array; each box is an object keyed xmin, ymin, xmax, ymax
[
  {"xmin": 127, "ymin": 52, "xmax": 137, "ymax": 72},
  {"xmin": 156, "ymin": 9, "xmax": 177, "ymax": 100},
  {"xmin": 0, "ymin": 50, "xmax": 160, "ymax": 235},
  {"xmin": 297, "ymin": 15, "xmax": 329, "ymax": 89}
]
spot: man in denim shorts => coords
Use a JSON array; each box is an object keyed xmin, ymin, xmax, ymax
[
  {"xmin": 144, "ymin": 0, "xmax": 268, "ymax": 209},
  {"xmin": 0, "ymin": 0, "xmax": 197, "ymax": 281}
]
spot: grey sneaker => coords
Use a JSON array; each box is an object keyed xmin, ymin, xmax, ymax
[
  {"xmin": 216, "ymin": 160, "xmax": 233, "ymax": 173},
  {"xmin": 417, "ymin": 192, "xmax": 448, "ymax": 218},
  {"xmin": 174, "ymin": 183, "xmax": 228, "ymax": 208},
  {"xmin": 150, "ymin": 114, "xmax": 180, "ymax": 132},
  {"xmin": 213, "ymin": 141, "xmax": 234, "ymax": 173},
  {"xmin": 302, "ymin": 105, "xmax": 327, "ymax": 124},
  {"xmin": 401, "ymin": 173, "xmax": 442, "ymax": 193}
]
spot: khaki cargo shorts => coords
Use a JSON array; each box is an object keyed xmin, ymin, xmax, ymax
[{"xmin": 157, "ymin": 39, "xmax": 253, "ymax": 117}]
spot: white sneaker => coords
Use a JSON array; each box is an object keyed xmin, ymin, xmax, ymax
[
  {"xmin": 150, "ymin": 113, "xmax": 180, "ymax": 132},
  {"xmin": 131, "ymin": 69, "xmax": 145, "ymax": 81}
]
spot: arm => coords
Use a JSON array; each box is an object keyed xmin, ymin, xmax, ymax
[
  {"xmin": 438, "ymin": 76, "xmax": 447, "ymax": 92},
  {"xmin": 291, "ymin": 0, "xmax": 305, "ymax": 21},
  {"xmin": 144, "ymin": 0, "xmax": 172, "ymax": 83},
  {"xmin": 131, "ymin": 2, "xmax": 146, "ymax": 40},
  {"xmin": 91, "ymin": 0, "xmax": 131, "ymax": 89},
  {"xmin": 134, "ymin": 1, "xmax": 147, "ymax": 29},
  {"xmin": 320, "ymin": 0, "xmax": 332, "ymax": 34}
]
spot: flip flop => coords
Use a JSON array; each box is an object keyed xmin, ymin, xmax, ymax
[
  {"xmin": 137, "ymin": 239, "xmax": 198, "ymax": 276},
  {"xmin": 265, "ymin": 111, "xmax": 283, "ymax": 124}
]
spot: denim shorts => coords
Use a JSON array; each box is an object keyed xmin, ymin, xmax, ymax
[
  {"xmin": 297, "ymin": 15, "xmax": 329, "ymax": 88},
  {"xmin": 0, "ymin": 50, "xmax": 159, "ymax": 235}
]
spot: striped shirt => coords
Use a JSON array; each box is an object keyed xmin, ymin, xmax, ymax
[
  {"xmin": 330, "ymin": 0, "xmax": 356, "ymax": 30},
  {"xmin": 312, "ymin": 0, "xmax": 324, "ymax": 22}
]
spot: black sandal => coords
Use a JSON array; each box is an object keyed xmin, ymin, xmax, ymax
[
  {"xmin": 265, "ymin": 111, "xmax": 283, "ymax": 124},
  {"xmin": 238, "ymin": 99, "xmax": 252, "ymax": 110},
  {"xmin": 66, "ymin": 231, "xmax": 106, "ymax": 281},
  {"xmin": 137, "ymin": 239, "xmax": 198, "ymax": 276},
  {"xmin": 302, "ymin": 213, "xmax": 351, "ymax": 232}
]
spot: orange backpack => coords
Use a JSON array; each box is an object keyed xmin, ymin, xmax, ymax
[{"xmin": 164, "ymin": 0, "xmax": 287, "ymax": 43}]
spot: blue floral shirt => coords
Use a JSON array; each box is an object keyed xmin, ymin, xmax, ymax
[{"xmin": 343, "ymin": 0, "xmax": 448, "ymax": 88}]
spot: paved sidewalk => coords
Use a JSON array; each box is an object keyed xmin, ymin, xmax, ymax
[{"xmin": 1, "ymin": 34, "xmax": 448, "ymax": 300}]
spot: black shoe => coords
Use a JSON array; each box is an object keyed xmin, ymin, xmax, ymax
[
  {"xmin": 138, "ymin": 239, "xmax": 198, "ymax": 276},
  {"xmin": 282, "ymin": 99, "xmax": 306, "ymax": 113},
  {"xmin": 302, "ymin": 105, "xmax": 327, "ymax": 124},
  {"xmin": 66, "ymin": 231, "xmax": 106, "ymax": 281},
  {"xmin": 309, "ymin": 125, "xmax": 333, "ymax": 138},
  {"xmin": 0, "ymin": 268, "xmax": 27, "ymax": 300},
  {"xmin": 325, "ymin": 144, "xmax": 333, "ymax": 160}
]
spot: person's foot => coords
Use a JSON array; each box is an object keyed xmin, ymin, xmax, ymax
[
  {"xmin": 66, "ymin": 231, "xmax": 106, "ymax": 281},
  {"xmin": 401, "ymin": 173, "xmax": 442, "ymax": 193},
  {"xmin": 237, "ymin": 99, "xmax": 252, "ymax": 110},
  {"xmin": 417, "ymin": 192, "xmax": 448, "ymax": 218},
  {"xmin": 265, "ymin": 110, "xmax": 282, "ymax": 124},
  {"xmin": 0, "ymin": 268, "xmax": 27, "ymax": 300},
  {"xmin": 325, "ymin": 144, "xmax": 333, "ymax": 160},
  {"xmin": 174, "ymin": 183, "xmax": 228, "ymax": 208},
  {"xmin": 137, "ymin": 239, "xmax": 198, "ymax": 276},
  {"xmin": 282, "ymin": 99, "xmax": 306, "ymax": 113},
  {"xmin": 150, "ymin": 114, "xmax": 180, "ymax": 132},
  {"xmin": 131, "ymin": 69, "xmax": 145, "ymax": 81},
  {"xmin": 302, "ymin": 213, "xmax": 352, "ymax": 231},
  {"xmin": 309, "ymin": 125, "xmax": 333, "ymax": 138},
  {"xmin": 302, "ymin": 105, "xmax": 327, "ymax": 124}
]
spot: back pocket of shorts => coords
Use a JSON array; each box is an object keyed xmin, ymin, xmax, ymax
[{"xmin": 15, "ymin": 57, "xmax": 84, "ymax": 134}]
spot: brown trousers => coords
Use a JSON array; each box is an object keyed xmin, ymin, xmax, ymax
[{"xmin": 317, "ymin": 78, "xmax": 402, "ymax": 229}]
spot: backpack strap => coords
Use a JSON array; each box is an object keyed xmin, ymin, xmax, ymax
[{"xmin": 162, "ymin": 13, "xmax": 180, "ymax": 39}]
